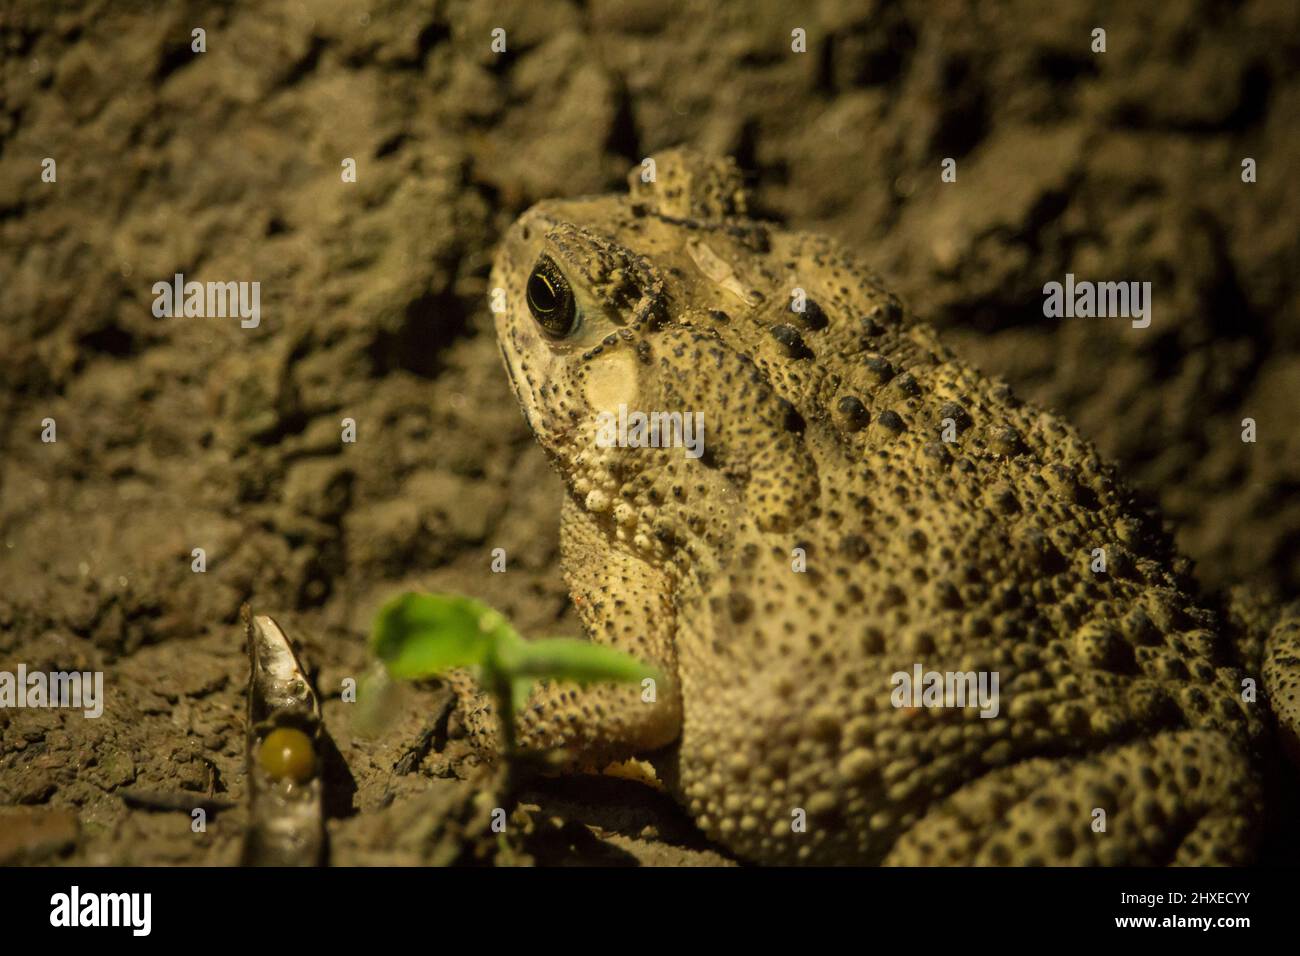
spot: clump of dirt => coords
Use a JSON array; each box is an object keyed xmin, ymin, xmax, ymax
[{"xmin": 1, "ymin": 0, "xmax": 1296, "ymax": 865}]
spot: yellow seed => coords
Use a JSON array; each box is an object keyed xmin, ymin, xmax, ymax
[{"xmin": 259, "ymin": 727, "xmax": 315, "ymax": 783}]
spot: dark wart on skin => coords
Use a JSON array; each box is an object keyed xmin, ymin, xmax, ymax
[{"xmin": 770, "ymin": 323, "xmax": 811, "ymax": 358}]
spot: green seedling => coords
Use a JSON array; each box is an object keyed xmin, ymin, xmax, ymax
[{"xmin": 367, "ymin": 591, "xmax": 660, "ymax": 756}]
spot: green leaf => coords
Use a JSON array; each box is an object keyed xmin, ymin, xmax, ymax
[
  {"xmin": 507, "ymin": 637, "xmax": 661, "ymax": 687},
  {"xmin": 352, "ymin": 660, "xmax": 406, "ymax": 737},
  {"xmin": 369, "ymin": 590, "xmax": 662, "ymax": 750},
  {"xmin": 371, "ymin": 592, "xmax": 519, "ymax": 680}
]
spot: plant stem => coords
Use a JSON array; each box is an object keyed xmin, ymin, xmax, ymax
[{"xmin": 490, "ymin": 671, "xmax": 517, "ymax": 759}]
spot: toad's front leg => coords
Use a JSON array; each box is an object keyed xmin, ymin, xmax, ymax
[{"xmin": 451, "ymin": 496, "xmax": 683, "ymax": 769}]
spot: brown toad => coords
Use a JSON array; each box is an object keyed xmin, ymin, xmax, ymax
[{"xmin": 458, "ymin": 149, "xmax": 1299, "ymax": 864}]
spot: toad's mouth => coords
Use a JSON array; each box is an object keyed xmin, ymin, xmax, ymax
[
  {"xmin": 497, "ymin": 338, "xmax": 533, "ymax": 433},
  {"xmin": 496, "ymin": 335, "xmax": 583, "ymax": 473}
]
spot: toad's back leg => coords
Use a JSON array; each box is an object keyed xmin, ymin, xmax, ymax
[
  {"xmin": 884, "ymin": 729, "xmax": 1262, "ymax": 865},
  {"xmin": 452, "ymin": 497, "xmax": 683, "ymax": 768},
  {"xmin": 1264, "ymin": 612, "xmax": 1300, "ymax": 766}
]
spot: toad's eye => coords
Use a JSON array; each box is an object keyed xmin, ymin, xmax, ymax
[{"xmin": 525, "ymin": 256, "xmax": 577, "ymax": 337}]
